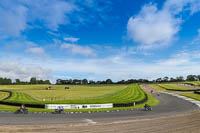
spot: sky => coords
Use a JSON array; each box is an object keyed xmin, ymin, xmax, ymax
[{"xmin": 0, "ymin": 0, "xmax": 200, "ymax": 82}]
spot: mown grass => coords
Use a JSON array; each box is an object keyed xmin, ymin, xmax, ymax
[
  {"xmin": 0, "ymin": 84, "xmax": 159, "ymax": 112},
  {"xmin": 183, "ymin": 81, "xmax": 200, "ymax": 86},
  {"xmin": 0, "ymin": 91, "xmax": 159, "ymax": 112},
  {"xmin": 0, "ymin": 92, "xmax": 9, "ymax": 101},
  {"xmin": 149, "ymin": 84, "xmax": 168, "ymax": 92},
  {"xmin": 0, "ymin": 84, "xmax": 127, "ymax": 103},
  {"xmin": 158, "ymin": 83, "xmax": 193, "ymax": 91},
  {"xmin": 2, "ymin": 84, "xmax": 146, "ymax": 104},
  {"xmin": 4, "ymin": 91, "xmax": 39, "ymax": 104},
  {"xmin": 180, "ymin": 93, "xmax": 200, "ymax": 101}
]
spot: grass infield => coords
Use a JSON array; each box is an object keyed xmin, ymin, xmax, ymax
[
  {"xmin": 158, "ymin": 84, "xmax": 194, "ymax": 91},
  {"xmin": 0, "ymin": 84, "xmax": 159, "ymax": 112},
  {"xmin": 183, "ymin": 81, "xmax": 200, "ymax": 86}
]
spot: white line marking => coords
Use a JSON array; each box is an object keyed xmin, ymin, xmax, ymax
[{"xmin": 84, "ymin": 119, "xmax": 97, "ymax": 124}]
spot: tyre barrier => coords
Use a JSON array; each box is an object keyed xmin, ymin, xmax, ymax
[
  {"xmin": 194, "ymin": 91, "xmax": 200, "ymax": 95},
  {"xmin": 0, "ymin": 101, "xmax": 45, "ymax": 108}
]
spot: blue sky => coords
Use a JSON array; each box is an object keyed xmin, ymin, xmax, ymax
[{"xmin": 0, "ymin": 0, "xmax": 200, "ymax": 82}]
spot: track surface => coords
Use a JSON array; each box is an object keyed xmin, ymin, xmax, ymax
[
  {"xmin": 0, "ymin": 93, "xmax": 200, "ymax": 132},
  {"xmin": 0, "ymin": 93, "xmax": 198, "ymax": 126}
]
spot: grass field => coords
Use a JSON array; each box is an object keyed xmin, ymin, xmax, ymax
[
  {"xmin": 0, "ymin": 84, "xmax": 128, "ymax": 104},
  {"xmin": 0, "ymin": 84, "xmax": 159, "ymax": 112},
  {"xmin": 149, "ymin": 84, "xmax": 167, "ymax": 92},
  {"xmin": 158, "ymin": 83, "xmax": 193, "ymax": 91},
  {"xmin": 0, "ymin": 92, "xmax": 9, "ymax": 101},
  {"xmin": 0, "ymin": 84, "xmax": 147, "ymax": 104},
  {"xmin": 183, "ymin": 81, "xmax": 200, "ymax": 86},
  {"xmin": 180, "ymin": 93, "xmax": 200, "ymax": 101}
]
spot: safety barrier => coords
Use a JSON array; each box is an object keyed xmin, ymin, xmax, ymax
[{"xmin": 194, "ymin": 91, "xmax": 200, "ymax": 95}]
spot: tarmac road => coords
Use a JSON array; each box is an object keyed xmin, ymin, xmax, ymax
[{"xmin": 0, "ymin": 93, "xmax": 198, "ymax": 126}]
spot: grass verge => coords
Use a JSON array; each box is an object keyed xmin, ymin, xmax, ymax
[{"xmin": 180, "ymin": 93, "xmax": 200, "ymax": 101}]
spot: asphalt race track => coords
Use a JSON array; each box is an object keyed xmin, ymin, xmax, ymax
[{"xmin": 0, "ymin": 93, "xmax": 199, "ymax": 126}]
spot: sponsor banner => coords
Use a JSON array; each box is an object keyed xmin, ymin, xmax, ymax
[{"xmin": 45, "ymin": 103, "xmax": 113, "ymax": 109}]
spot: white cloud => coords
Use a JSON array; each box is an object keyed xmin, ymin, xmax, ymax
[
  {"xmin": 164, "ymin": 0, "xmax": 200, "ymax": 15},
  {"xmin": 61, "ymin": 43, "xmax": 96, "ymax": 56},
  {"xmin": 2, "ymin": 47, "xmax": 200, "ymax": 82},
  {"xmin": 25, "ymin": 0, "xmax": 77, "ymax": 30},
  {"xmin": 127, "ymin": 4, "xmax": 180, "ymax": 49},
  {"xmin": 127, "ymin": 0, "xmax": 200, "ymax": 49},
  {"xmin": 64, "ymin": 37, "xmax": 80, "ymax": 43},
  {"xmin": 41, "ymin": 52, "xmax": 200, "ymax": 81},
  {"xmin": 0, "ymin": 1, "xmax": 27, "ymax": 37},
  {"xmin": 26, "ymin": 47, "xmax": 45, "ymax": 55},
  {"xmin": 0, "ymin": 0, "xmax": 77, "ymax": 37},
  {"xmin": 0, "ymin": 60, "xmax": 52, "ymax": 81}
]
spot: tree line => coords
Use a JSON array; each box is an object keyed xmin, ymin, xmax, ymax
[
  {"xmin": 57, "ymin": 75, "xmax": 200, "ymax": 85},
  {"xmin": 56, "ymin": 78, "xmax": 150, "ymax": 85},
  {"xmin": 154, "ymin": 75, "xmax": 200, "ymax": 83},
  {"xmin": 0, "ymin": 74, "xmax": 199, "ymax": 85},
  {"xmin": 0, "ymin": 77, "xmax": 51, "ymax": 85}
]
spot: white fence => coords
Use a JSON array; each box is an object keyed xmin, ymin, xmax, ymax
[{"xmin": 45, "ymin": 103, "xmax": 113, "ymax": 109}]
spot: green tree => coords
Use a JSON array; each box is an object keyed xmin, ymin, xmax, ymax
[
  {"xmin": 163, "ymin": 76, "xmax": 169, "ymax": 82},
  {"xmin": 82, "ymin": 79, "xmax": 88, "ymax": 84},
  {"xmin": 106, "ymin": 79, "xmax": 113, "ymax": 84},
  {"xmin": 15, "ymin": 79, "xmax": 21, "ymax": 84},
  {"xmin": 187, "ymin": 75, "xmax": 197, "ymax": 81},
  {"xmin": 176, "ymin": 76, "xmax": 184, "ymax": 82},
  {"xmin": 30, "ymin": 77, "xmax": 37, "ymax": 84},
  {"xmin": 44, "ymin": 80, "xmax": 51, "ymax": 84}
]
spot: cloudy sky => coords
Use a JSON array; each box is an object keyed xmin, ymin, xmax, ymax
[{"xmin": 0, "ymin": 0, "xmax": 200, "ymax": 82}]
